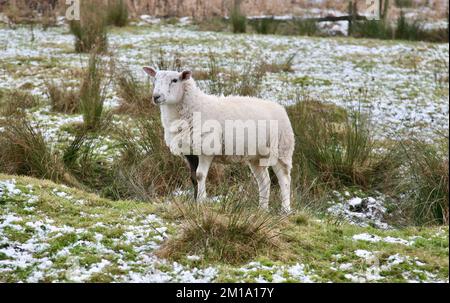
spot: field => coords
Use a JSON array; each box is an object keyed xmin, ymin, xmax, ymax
[{"xmin": 0, "ymin": 20, "xmax": 448, "ymax": 283}]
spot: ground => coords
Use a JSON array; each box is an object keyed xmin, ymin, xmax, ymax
[
  {"xmin": 0, "ymin": 174, "xmax": 448, "ymax": 282},
  {"xmin": 0, "ymin": 22, "xmax": 448, "ymax": 283}
]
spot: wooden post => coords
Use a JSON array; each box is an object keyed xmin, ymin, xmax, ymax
[{"xmin": 348, "ymin": 0, "xmax": 353, "ymax": 36}]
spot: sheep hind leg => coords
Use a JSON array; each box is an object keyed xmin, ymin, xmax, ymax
[
  {"xmin": 272, "ymin": 160, "xmax": 291, "ymax": 214},
  {"xmin": 184, "ymin": 155, "xmax": 199, "ymax": 200},
  {"xmin": 249, "ymin": 163, "xmax": 271, "ymax": 210},
  {"xmin": 196, "ymin": 155, "xmax": 214, "ymax": 202}
]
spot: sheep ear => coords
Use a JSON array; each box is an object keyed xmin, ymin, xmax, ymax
[
  {"xmin": 181, "ymin": 70, "xmax": 192, "ymax": 81},
  {"xmin": 143, "ymin": 66, "xmax": 157, "ymax": 77}
]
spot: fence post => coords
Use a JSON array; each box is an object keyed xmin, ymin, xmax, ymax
[{"xmin": 348, "ymin": 0, "xmax": 353, "ymax": 36}]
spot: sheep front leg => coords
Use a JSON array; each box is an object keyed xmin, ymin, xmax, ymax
[
  {"xmin": 249, "ymin": 163, "xmax": 271, "ymax": 210},
  {"xmin": 196, "ymin": 155, "xmax": 214, "ymax": 201}
]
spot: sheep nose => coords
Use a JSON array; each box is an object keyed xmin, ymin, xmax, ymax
[{"xmin": 153, "ymin": 94, "xmax": 161, "ymax": 103}]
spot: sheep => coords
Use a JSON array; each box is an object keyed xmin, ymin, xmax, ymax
[{"xmin": 143, "ymin": 67, "xmax": 295, "ymax": 213}]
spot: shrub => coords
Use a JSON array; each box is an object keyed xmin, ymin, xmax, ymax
[
  {"xmin": 157, "ymin": 194, "xmax": 287, "ymax": 264},
  {"xmin": 106, "ymin": 0, "xmax": 129, "ymax": 27},
  {"xmin": 230, "ymin": 4, "xmax": 247, "ymax": 33},
  {"xmin": 69, "ymin": 0, "xmax": 108, "ymax": 53},
  {"xmin": 400, "ymin": 140, "xmax": 449, "ymax": 225},
  {"xmin": 79, "ymin": 51, "xmax": 109, "ymax": 131},
  {"xmin": 45, "ymin": 81, "xmax": 79, "ymax": 114}
]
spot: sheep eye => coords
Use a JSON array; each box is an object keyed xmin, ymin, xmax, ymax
[{"xmin": 171, "ymin": 79, "xmax": 178, "ymax": 83}]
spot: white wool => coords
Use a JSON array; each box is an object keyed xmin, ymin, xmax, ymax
[{"xmin": 162, "ymin": 77, "xmax": 295, "ymax": 168}]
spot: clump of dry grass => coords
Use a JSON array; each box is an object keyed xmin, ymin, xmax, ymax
[
  {"xmin": 106, "ymin": 0, "xmax": 129, "ymax": 27},
  {"xmin": 114, "ymin": 66, "xmax": 153, "ymax": 115},
  {"xmin": 204, "ymin": 52, "xmax": 266, "ymax": 97},
  {"xmin": 0, "ymin": 117, "xmax": 80, "ymax": 187},
  {"xmin": 0, "ymin": 90, "xmax": 39, "ymax": 116},
  {"xmin": 157, "ymin": 193, "xmax": 288, "ymax": 264},
  {"xmin": 45, "ymin": 81, "xmax": 80, "ymax": 114}
]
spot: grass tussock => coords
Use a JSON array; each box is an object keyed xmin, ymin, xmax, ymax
[
  {"xmin": 157, "ymin": 196, "xmax": 288, "ymax": 264},
  {"xmin": 0, "ymin": 118, "xmax": 80, "ymax": 187},
  {"xmin": 79, "ymin": 51, "xmax": 110, "ymax": 131},
  {"xmin": 287, "ymin": 93, "xmax": 402, "ymax": 195},
  {"xmin": 106, "ymin": 0, "xmax": 129, "ymax": 27},
  {"xmin": 204, "ymin": 52, "xmax": 266, "ymax": 97},
  {"xmin": 45, "ymin": 81, "xmax": 79, "ymax": 114},
  {"xmin": 230, "ymin": 4, "xmax": 247, "ymax": 34},
  {"xmin": 0, "ymin": 89, "xmax": 39, "ymax": 116},
  {"xmin": 250, "ymin": 17, "xmax": 279, "ymax": 35},
  {"xmin": 114, "ymin": 66, "xmax": 154, "ymax": 115},
  {"xmin": 113, "ymin": 115, "xmax": 188, "ymax": 200},
  {"xmin": 400, "ymin": 139, "xmax": 449, "ymax": 225},
  {"xmin": 69, "ymin": 0, "xmax": 108, "ymax": 53}
]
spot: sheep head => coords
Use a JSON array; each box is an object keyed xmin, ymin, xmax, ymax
[{"xmin": 143, "ymin": 67, "xmax": 192, "ymax": 105}]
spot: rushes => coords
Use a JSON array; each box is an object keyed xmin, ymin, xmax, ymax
[
  {"xmin": 69, "ymin": 0, "xmax": 108, "ymax": 53},
  {"xmin": 79, "ymin": 51, "xmax": 109, "ymax": 131},
  {"xmin": 106, "ymin": 0, "xmax": 129, "ymax": 27},
  {"xmin": 400, "ymin": 139, "xmax": 449, "ymax": 225}
]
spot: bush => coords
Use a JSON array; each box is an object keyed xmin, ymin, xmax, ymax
[
  {"xmin": 157, "ymin": 195, "xmax": 287, "ymax": 264},
  {"xmin": 79, "ymin": 51, "xmax": 109, "ymax": 131},
  {"xmin": 106, "ymin": 0, "xmax": 129, "ymax": 27},
  {"xmin": 69, "ymin": 0, "xmax": 108, "ymax": 53},
  {"xmin": 45, "ymin": 81, "xmax": 79, "ymax": 114},
  {"xmin": 352, "ymin": 20, "xmax": 393, "ymax": 39}
]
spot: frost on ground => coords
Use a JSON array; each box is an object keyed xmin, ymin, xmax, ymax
[
  {"xmin": 1, "ymin": 175, "xmax": 448, "ymax": 283},
  {"xmin": 0, "ymin": 24, "xmax": 448, "ymax": 143}
]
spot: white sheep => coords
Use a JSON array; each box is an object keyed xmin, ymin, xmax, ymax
[{"xmin": 143, "ymin": 67, "xmax": 295, "ymax": 213}]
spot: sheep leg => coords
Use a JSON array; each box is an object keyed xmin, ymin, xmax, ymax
[
  {"xmin": 272, "ymin": 160, "xmax": 291, "ymax": 214},
  {"xmin": 196, "ymin": 155, "xmax": 214, "ymax": 201},
  {"xmin": 249, "ymin": 163, "xmax": 271, "ymax": 210},
  {"xmin": 184, "ymin": 155, "xmax": 199, "ymax": 200}
]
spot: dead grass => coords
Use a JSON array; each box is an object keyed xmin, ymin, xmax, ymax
[
  {"xmin": 157, "ymin": 194, "xmax": 289, "ymax": 264},
  {"xmin": 45, "ymin": 81, "xmax": 79, "ymax": 114}
]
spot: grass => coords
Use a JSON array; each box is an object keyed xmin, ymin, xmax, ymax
[
  {"xmin": 79, "ymin": 51, "xmax": 109, "ymax": 131},
  {"xmin": 106, "ymin": 0, "xmax": 129, "ymax": 27},
  {"xmin": 230, "ymin": 4, "xmax": 247, "ymax": 34},
  {"xmin": 399, "ymin": 139, "xmax": 449, "ymax": 225},
  {"xmin": 203, "ymin": 52, "xmax": 266, "ymax": 97},
  {"xmin": 0, "ymin": 89, "xmax": 39, "ymax": 116},
  {"xmin": 0, "ymin": 173, "xmax": 448, "ymax": 282},
  {"xmin": 112, "ymin": 115, "xmax": 188, "ymax": 200},
  {"xmin": 157, "ymin": 194, "xmax": 288, "ymax": 264},
  {"xmin": 114, "ymin": 65, "xmax": 153, "ymax": 115},
  {"xmin": 287, "ymin": 93, "xmax": 402, "ymax": 201},
  {"xmin": 69, "ymin": 0, "xmax": 108, "ymax": 53},
  {"xmin": 0, "ymin": 118, "xmax": 80, "ymax": 188},
  {"xmin": 45, "ymin": 80, "xmax": 79, "ymax": 114}
]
